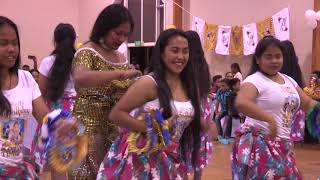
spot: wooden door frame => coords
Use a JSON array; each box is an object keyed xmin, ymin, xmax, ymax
[
  {"xmin": 313, "ymin": 0, "xmax": 320, "ymax": 71},
  {"xmin": 173, "ymin": 0, "xmax": 183, "ymax": 29}
]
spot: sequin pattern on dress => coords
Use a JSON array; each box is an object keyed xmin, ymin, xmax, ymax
[{"xmin": 69, "ymin": 48, "xmax": 132, "ymax": 180}]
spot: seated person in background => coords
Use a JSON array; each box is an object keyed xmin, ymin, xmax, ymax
[
  {"xmin": 231, "ymin": 63, "xmax": 243, "ymax": 82},
  {"xmin": 22, "ymin": 65, "xmax": 30, "ymax": 71},
  {"xmin": 30, "ymin": 69, "xmax": 39, "ymax": 83},
  {"xmin": 227, "ymin": 78, "xmax": 246, "ymax": 124},
  {"xmin": 215, "ymin": 78, "xmax": 233, "ymax": 144},
  {"xmin": 225, "ymin": 71, "xmax": 234, "ymax": 79},
  {"xmin": 209, "ymin": 75, "xmax": 222, "ymax": 99}
]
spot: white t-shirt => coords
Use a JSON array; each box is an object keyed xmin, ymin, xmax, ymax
[
  {"xmin": 243, "ymin": 72, "xmax": 300, "ymax": 139},
  {"xmin": 234, "ymin": 72, "xmax": 243, "ymax": 82},
  {"xmin": 0, "ymin": 70, "xmax": 41, "ymax": 164},
  {"xmin": 39, "ymin": 55, "xmax": 76, "ymax": 97}
]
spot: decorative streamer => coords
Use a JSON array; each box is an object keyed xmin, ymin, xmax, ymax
[
  {"xmin": 191, "ymin": 16, "xmax": 206, "ymax": 42},
  {"xmin": 162, "ymin": 0, "xmax": 289, "ymax": 55},
  {"xmin": 36, "ymin": 109, "xmax": 88, "ymax": 172},
  {"xmin": 215, "ymin": 25, "xmax": 232, "ymax": 55},
  {"xmin": 230, "ymin": 26, "xmax": 244, "ymax": 55},
  {"xmin": 242, "ymin": 23, "xmax": 258, "ymax": 55},
  {"xmin": 257, "ymin": 17, "xmax": 275, "ymax": 40},
  {"xmin": 272, "ymin": 7, "xmax": 290, "ymax": 41},
  {"xmin": 127, "ymin": 108, "xmax": 170, "ymax": 154},
  {"xmin": 204, "ymin": 24, "xmax": 218, "ymax": 51},
  {"xmin": 306, "ymin": 103, "xmax": 320, "ymax": 139}
]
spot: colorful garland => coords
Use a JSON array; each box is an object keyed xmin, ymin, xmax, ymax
[
  {"xmin": 306, "ymin": 103, "xmax": 320, "ymax": 139},
  {"xmin": 127, "ymin": 108, "xmax": 171, "ymax": 154},
  {"xmin": 38, "ymin": 109, "xmax": 88, "ymax": 172}
]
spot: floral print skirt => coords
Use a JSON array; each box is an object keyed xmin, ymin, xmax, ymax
[
  {"xmin": 97, "ymin": 130, "xmax": 187, "ymax": 180},
  {"xmin": 231, "ymin": 125, "xmax": 301, "ymax": 180}
]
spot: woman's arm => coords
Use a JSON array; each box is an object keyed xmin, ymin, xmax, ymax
[
  {"xmin": 72, "ymin": 65, "xmax": 141, "ymax": 88},
  {"xmin": 108, "ymin": 76, "xmax": 157, "ymax": 132},
  {"xmin": 235, "ymin": 83, "xmax": 277, "ymax": 137},
  {"xmin": 200, "ymin": 98, "xmax": 218, "ymax": 139},
  {"xmin": 296, "ymin": 87, "xmax": 318, "ymax": 112},
  {"xmin": 32, "ymin": 96, "xmax": 49, "ymax": 124},
  {"xmin": 38, "ymin": 74, "xmax": 48, "ymax": 98}
]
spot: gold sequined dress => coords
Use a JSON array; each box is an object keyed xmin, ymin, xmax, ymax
[{"xmin": 69, "ymin": 47, "xmax": 131, "ymax": 179}]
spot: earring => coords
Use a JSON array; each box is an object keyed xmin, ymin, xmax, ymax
[
  {"xmin": 99, "ymin": 38, "xmax": 109, "ymax": 50},
  {"xmin": 99, "ymin": 38, "xmax": 104, "ymax": 45}
]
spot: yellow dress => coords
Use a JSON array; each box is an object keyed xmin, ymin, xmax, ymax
[{"xmin": 69, "ymin": 47, "xmax": 131, "ymax": 179}]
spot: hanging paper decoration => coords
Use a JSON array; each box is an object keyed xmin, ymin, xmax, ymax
[
  {"xmin": 192, "ymin": 16, "xmax": 206, "ymax": 41},
  {"xmin": 272, "ymin": 7, "xmax": 290, "ymax": 41},
  {"xmin": 186, "ymin": 5, "xmax": 290, "ymax": 55},
  {"xmin": 243, "ymin": 23, "xmax": 258, "ymax": 55},
  {"xmin": 215, "ymin": 26, "xmax": 232, "ymax": 55},
  {"xmin": 204, "ymin": 24, "xmax": 218, "ymax": 51},
  {"xmin": 230, "ymin": 26, "xmax": 244, "ymax": 55},
  {"xmin": 257, "ymin": 17, "xmax": 275, "ymax": 40}
]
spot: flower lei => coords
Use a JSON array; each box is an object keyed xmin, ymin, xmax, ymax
[
  {"xmin": 38, "ymin": 109, "xmax": 88, "ymax": 172},
  {"xmin": 306, "ymin": 103, "xmax": 320, "ymax": 139},
  {"xmin": 127, "ymin": 108, "xmax": 170, "ymax": 154}
]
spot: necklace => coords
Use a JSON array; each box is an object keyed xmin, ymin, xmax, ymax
[
  {"xmin": 100, "ymin": 43, "xmax": 111, "ymax": 51},
  {"xmin": 99, "ymin": 40, "xmax": 112, "ymax": 52}
]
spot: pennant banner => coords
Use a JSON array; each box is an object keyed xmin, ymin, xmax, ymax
[
  {"xmin": 199, "ymin": 7, "xmax": 290, "ymax": 55},
  {"xmin": 257, "ymin": 17, "xmax": 275, "ymax": 40},
  {"xmin": 215, "ymin": 26, "xmax": 232, "ymax": 55},
  {"xmin": 272, "ymin": 8, "xmax": 290, "ymax": 41},
  {"xmin": 230, "ymin": 26, "xmax": 244, "ymax": 55},
  {"xmin": 192, "ymin": 16, "xmax": 206, "ymax": 42},
  {"xmin": 204, "ymin": 24, "xmax": 218, "ymax": 51},
  {"xmin": 243, "ymin": 23, "xmax": 258, "ymax": 56}
]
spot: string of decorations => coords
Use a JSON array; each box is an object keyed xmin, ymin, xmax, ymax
[
  {"xmin": 127, "ymin": 108, "xmax": 170, "ymax": 154},
  {"xmin": 36, "ymin": 109, "xmax": 88, "ymax": 172}
]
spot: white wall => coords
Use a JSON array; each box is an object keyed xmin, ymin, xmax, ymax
[
  {"xmin": 78, "ymin": 0, "xmax": 113, "ymax": 43},
  {"xmin": 0, "ymin": 0, "xmax": 79, "ymax": 67}
]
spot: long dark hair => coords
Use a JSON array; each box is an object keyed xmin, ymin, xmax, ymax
[
  {"xmin": 0, "ymin": 16, "xmax": 21, "ymax": 117},
  {"xmin": 150, "ymin": 29, "xmax": 201, "ymax": 167},
  {"xmin": 185, "ymin": 30, "xmax": 211, "ymax": 99},
  {"xmin": 248, "ymin": 36, "xmax": 285, "ymax": 76},
  {"xmin": 90, "ymin": 4, "xmax": 134, "ymax": 44},
  {"xmin": 280, "ymin": 40, "xmax": 304, "ymax": 87},
  {"xmin": 46, "ymin": 23, "xmax": 76, "ymax": 102},
  {"xmin": 231, "ymin": 63, "xmax": 242, "ymax": 74}
]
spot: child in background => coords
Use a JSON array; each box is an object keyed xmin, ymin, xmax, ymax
[
  {"xmin": 225, "ymin": 72, "xmax": 234, "ymax": 79},
  {"xmin": 215, "ymin": 78, "xmax": 232, "ymax": 144},
  {"xmin": 228, "ymin": 78, "xmax": 245, "ymax": 128},
  {"xmin": 210, "ymin": 75, "xmax": 222, "ymax": 94},
  {"xmin": 231, "ymin": 63, "xmax": 243, "ymax": 82}
]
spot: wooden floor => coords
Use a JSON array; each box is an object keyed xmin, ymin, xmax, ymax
[
  {"xmin": 201, "ymin": 142, "xmax": 320, "ymax": 180},
  {"xmin": 40, "ymin": 142, "xmax": 320, "ymax": 180}
]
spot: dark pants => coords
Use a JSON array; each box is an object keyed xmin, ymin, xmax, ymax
[{"xmin": 215, "ymin": 112, "xmax": 232, "ymax": 137}]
